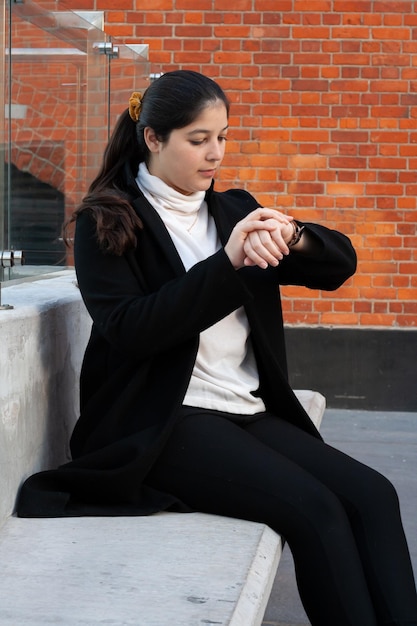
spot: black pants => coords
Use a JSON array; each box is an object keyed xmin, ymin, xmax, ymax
[{"xmin": 145, "ymin": 407, "xmax": 417, "ymax": 626}]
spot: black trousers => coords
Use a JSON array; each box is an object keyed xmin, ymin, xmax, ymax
[{"xmin": 145, "ymin": 407, "xmax": 417, "ymax": 626}]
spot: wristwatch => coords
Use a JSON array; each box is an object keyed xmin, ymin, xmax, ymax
[{"xmin": 288, "ymin": 221, "xmax": 305, "ymax": 247}]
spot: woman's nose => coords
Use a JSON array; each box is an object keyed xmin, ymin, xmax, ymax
[{"xmin": 207, "ymin": 141, "xmax": 224, "ymax": 161}]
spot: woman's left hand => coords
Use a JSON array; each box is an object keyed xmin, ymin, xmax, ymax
[{"xmin": 243, "ymin": 209, "xmax": 295, "ymax": 268}]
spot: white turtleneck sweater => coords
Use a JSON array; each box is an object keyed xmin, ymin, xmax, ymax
[{"xmin": 136, "ymin": 163, "xmax": 266, "ymax": 414}]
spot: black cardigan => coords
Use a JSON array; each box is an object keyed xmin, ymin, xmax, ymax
[{"xmin": 17, "ymin": 173, "xmax": 357, "ymax": 517}]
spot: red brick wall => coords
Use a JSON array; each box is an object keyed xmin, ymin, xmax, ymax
[{"xmin": 64, "ymin": 1, "xmax": 417, "ymax": 326}]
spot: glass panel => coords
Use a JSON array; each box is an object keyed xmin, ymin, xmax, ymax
[
  {"xmin": 1, "ymin": 0, "xmax": 149, "ymax": 282},
  {"xmin": 0, "ymin": 0, "xmax": 5, "ymax": 282},
  {"xmin": 3, "ymin": 0, "xmax": 106, "ymax": 279}
]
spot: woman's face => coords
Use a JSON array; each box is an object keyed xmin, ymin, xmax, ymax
[{"xmin": 145, "ymin": 100, "xmax": 228, "ymax": 195}]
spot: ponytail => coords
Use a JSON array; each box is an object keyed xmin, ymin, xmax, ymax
[{"xmin": 63, "ymin": 110, "xmax": 144, "ymax": 256}]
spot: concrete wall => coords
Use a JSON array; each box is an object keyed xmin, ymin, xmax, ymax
[
  {"xmin": 285, "ymin": 326, "xmax": 417, "ymax": 412},
  {"xmin": 0, "ymin": 271, "xmax": 91, "ymax": 527}
]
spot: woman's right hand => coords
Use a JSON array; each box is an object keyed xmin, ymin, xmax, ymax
[{"xmin": 224, "ymin": 208, "xmax": 294, "ymax": 270}]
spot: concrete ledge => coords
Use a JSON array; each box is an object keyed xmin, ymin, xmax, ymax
[
  {"xmin": 0, "ymin": 514, "xmax": 281, "ymax": 626},
  {"xmin": 0, "ymin": 271, "xmax": 91, "ymax": 527}
]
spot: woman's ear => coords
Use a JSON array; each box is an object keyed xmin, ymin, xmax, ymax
[{"xmin": 144, "ymin": 127, "xmax": 160, "ymax": 153}]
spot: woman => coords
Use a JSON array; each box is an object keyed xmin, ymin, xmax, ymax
[{"xmin": 18, "ymin": 70, "xmax": 417, "ymax": 626}]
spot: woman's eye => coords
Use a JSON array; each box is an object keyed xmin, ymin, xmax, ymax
[{"xmin": 190, "ymin": 136, "xmax": 227, "ymax": 146}]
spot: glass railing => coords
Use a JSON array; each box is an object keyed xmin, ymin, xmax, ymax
[{"xmin": 0, "ymin": 0, "xmax": 149, "ymax": 284}]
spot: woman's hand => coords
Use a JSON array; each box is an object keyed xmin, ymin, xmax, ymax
[
  {"xmin": 224, "ymin": 208, "xmax": 294, "ymax": 270},
  {"xmin": 243, "ymin": 212, "xmax": 296, "ymax": 268}
]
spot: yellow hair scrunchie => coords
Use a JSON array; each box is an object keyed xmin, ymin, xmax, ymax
[{"xmin": 129, "ymin": 92, "xmax": 143, "ymax": 122}]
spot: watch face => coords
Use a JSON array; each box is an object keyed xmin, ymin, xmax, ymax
[{"xmin": 289, "ymin": 223, "xmax": 305, "ymax": 247}]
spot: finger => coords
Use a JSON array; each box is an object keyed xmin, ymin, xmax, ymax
[
  {"xmin": 243, "ymin": 253, "xmax": 279, "ymax": 269},
  {"xmin": 260, "ymin": 208, "xmax": 294, "ymax": 223},
  {"xmin": 268, "ymin": 224, "xmax": 292, "ymax": 256},
  {"xmin": 243, "ymin": 232, "xmax": 281, "ymax": 269},
  {"xmin": 247, "ymin": 230, "xmax": 283, "ymax": 261},
  {"xmin": 240, "ymin": 217, "xmax": 285, "ymax": 240},
  {"xmin": 243, "ymin": 256, "xmax": 258, "ymax": 267}
]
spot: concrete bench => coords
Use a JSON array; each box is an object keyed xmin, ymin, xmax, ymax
[{"xmin": 0, "ymin": 271, "xmax": 325, "ymax": 626}]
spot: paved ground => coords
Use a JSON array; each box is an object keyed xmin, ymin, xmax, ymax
[{"xmin": 262, "ymin": 408, "xmax": 417, "ymax": 626}]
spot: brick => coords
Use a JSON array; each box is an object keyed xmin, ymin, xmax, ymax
[
  {"xmin": 213, "ymin": 51, "xmax": 252, "ymax": 65},
  {"xmin": 134, "ymin": 25, "xmax": 173, "ymax": 36},
  {"xmin": 97, "ymin": 0, "xmax": 133, "ymax": 7},
  {"xmin": 331, "ymin": 130, "xmax": 369, "ymax": 142},
  {"xmin": 332, "ymin": 79, "xmax": 370, "ymax": 93},
  {"xmin": 253, "ymin": 25, "xmax": 292, "ymax": 40},
  {"xmin": 291, "ymin": 25, "xmax": 331, "ymax": 39},
  {"xmin": 374, "ymin": 1, "xmax": 413, "ymax": 12},
  {"xmin": 253, "ymin": 52, "xmax": 292, "ymax": 65},
  {"xmin": 371, "ymin": 105, "xmax": 409, "ymax": 117},
  {"xmin": 177, "ymin": 0, "xmax": 212, "ymax": 6},
  {"xmin": 329, "ymin": 157, "xmax": 367, "ymax": 169},
  {"xmin": 287, "ymin": 182, "xmax": 325, "ymax": 194},
  {"xmin": 291, "ymin": 79, "xmax": 329, "ymax": 92},
  {"xmin": 370, "ymin": 131, "xmax": 409, "ymax": 144},
  {"xmin": 107, "ymin": 11, "xmax": 127, "ymax": 22},
  {"xmin": 185, "ymin": 12, "xmax": 204, "ymax": 24},
  {"xmin": 262, "ymin": 12, "xmax": 282, "ymax": 25},
  {"xmin": 183, "ymin": 39, "xmax": 202, "ymax": 50},
  {"xmin": 134, "ymin": 0, "xmax": 172, "ymax": 7},
  {"xmin": 372, "ymin": 28, "xmax": 411, "ymax": 41},
  {"xmin": 164, "ymin": 13, "xmax": 182, "ymax": 23},
  {"xmin": 176, "ymin": 25, "xmax": 213, "ymax": 37},
  {"xmin": 371, "ymin": 80, "xmax": 409, "ymax": 93},
  {"xmin": 222, "ymin": 40, "xmax": 242, "ymax": 52},
  {"xmin": 333, "ymin": 26, "xmax": 371, "ymax": 39}
]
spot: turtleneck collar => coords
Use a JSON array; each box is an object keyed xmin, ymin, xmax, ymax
[
  {"xmin": 136, "ymin": 162, "xmax": 205, "ymax": 217},
  {"xmin": 135, "ymin": 163, "xmax": 219, "ymax": 272}
]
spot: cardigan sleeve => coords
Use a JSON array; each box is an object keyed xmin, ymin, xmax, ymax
[
  {"xmin": 275, "ymin": 222, "xmax": 357, "ymax": 291},
  {"xmin": 209, "ymin": 188, "xmax": 357, "ymax": 292},
  {"xmin": 74, "ymin": 212, "xmax": 253, "ymax": 360}
]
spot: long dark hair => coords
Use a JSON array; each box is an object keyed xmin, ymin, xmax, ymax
[{"xmin": 64, "ymin": 70, "xmax": 230, "ymax": 255}]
